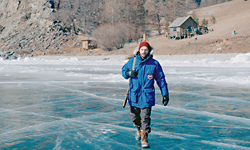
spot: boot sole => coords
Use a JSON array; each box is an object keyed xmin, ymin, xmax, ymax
[{"xmin": 141, "ymin": 143, "xmax": 149, "ymax": 148}]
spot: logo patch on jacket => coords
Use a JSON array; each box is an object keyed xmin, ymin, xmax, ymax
[{"xmin": 148, "ymin": 74, "xmax": 153, "ymax": 80}]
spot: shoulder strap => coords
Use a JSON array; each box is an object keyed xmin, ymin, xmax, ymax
[{"xmin": 132, "ymin": 56, "xmax": 136, "ymax": 71}]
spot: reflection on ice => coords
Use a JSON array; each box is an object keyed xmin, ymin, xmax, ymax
[{"xmin": 0, "ymin": 53, "xmax": 250, "ymax": 149}]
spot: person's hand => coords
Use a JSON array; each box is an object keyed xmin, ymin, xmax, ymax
[
  {"xmin": 125, "ymin": 70, "xmax": 137, "ymax": 78},
  {"xmin": 162, "ymin": 94, "xmax": 169, "ymax": 106}
]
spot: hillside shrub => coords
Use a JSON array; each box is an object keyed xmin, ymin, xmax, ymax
[
  {"xmin": 201, "ymin": 18, "xmax": 209, "ymax": 26},
  {"xmin": 92, "ymin": 23, "xmax": 142, "ymax": 51},
  {"xmin": 210, "ymin": 15, "xmax": 216, "ymax": 24}
]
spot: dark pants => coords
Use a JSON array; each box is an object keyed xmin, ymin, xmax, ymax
[{"xmin": 130, "ymin": 106, "xmax": 152, "ymax": 133}]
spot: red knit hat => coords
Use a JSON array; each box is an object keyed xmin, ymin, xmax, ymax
[{"xmin": 138, "ymin": 41, "xmax": 151, "ymax": 51}]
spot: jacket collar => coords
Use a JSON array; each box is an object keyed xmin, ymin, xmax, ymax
[{"xmin": 136, "ymin": 53, "xmax": 153, "ymax": 62}]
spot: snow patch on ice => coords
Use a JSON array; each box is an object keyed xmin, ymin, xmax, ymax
[
  {"xmin": 0, "ymin": 53, "xmax": 248, "ymax": 67},
  {"xmin": 231, "ymin": 53, "xmax": 250, "ymax": 63}
]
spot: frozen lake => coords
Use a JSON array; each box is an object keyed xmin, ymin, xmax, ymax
[{"xmin": 0, "ymin": 54, "xmax": 250, "ymax": 149}]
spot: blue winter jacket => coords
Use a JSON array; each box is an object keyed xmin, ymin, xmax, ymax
[{"xmin": 122, "ymin": 54, "xmax": 169, "ymax": 108}]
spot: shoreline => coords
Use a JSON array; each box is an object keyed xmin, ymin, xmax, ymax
[{"xmin": 37, "ymin": 53, "xmax": 241, "ymax": 61}]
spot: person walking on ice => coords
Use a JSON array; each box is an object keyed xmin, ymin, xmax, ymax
[{"xmin": 122, "ymin": 41, "xmax": 170, "ymax": 148}]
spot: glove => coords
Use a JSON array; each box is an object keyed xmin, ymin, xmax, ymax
[
  {"xmin": 125, "ymin": 70, "xmax": 137, "ymax": 78},
  {"xmin": 162, "ymin": 94, "xmax": 169, "ymax": 106}
]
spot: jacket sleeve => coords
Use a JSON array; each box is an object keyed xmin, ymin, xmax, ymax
[
  {"xmin": 122, "ymin": 58, "xmax": 133, "ymax": 79},
  {"xmin": 154, "ymin": 61, "xmax": 169, "ymax": 96}
]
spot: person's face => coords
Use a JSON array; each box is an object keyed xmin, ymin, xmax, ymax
[{"xmin": 139, "ymin": 46, "xmax": 149, "ymax": 59}]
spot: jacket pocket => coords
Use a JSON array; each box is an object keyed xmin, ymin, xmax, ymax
[
  {"xmin": 144, "ymin": 88, "xmax": 155, "ymax": 103},
  {"xmin": 130, "ymin": 88, "xmax": 138, "ymax": 103}
]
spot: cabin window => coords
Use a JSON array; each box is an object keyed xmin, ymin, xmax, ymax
[{"xmin": 173, "ymin": 28, "xmax": 176, "ymax": 31}]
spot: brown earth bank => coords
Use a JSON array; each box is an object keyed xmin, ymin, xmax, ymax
[
  {"xmin": 55, "ymin": 34, "xmax": 250, "ymax": 57},
  {"xmin": 9, "ymin": 32, "xmax": 250, "ymax": 57}
]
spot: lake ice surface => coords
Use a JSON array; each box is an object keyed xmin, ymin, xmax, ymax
[{"xmin": 0, "ymin": 53, "xmax": 250, "ymax": 149}]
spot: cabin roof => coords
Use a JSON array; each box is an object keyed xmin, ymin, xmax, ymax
[
  {"xmin": 78, "ymin": 35, "xmax": 95, "ymax": 41},
  {"xmin": 169, "ymin": 16, "xmax": 195, "ymax": 28}
]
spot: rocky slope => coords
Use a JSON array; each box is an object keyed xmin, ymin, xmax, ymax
[{"xmin": 0, "ymin": 0, "xmax": 74, "ymax": 57}]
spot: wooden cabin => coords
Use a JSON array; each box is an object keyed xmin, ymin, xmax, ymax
[
  {"xmin": 78, "ymin": 36, "xmax": 96, "ymax": 51},
  {"xmin": 169, "ymin": 16, "xmax": 198, "ymax": 39}
]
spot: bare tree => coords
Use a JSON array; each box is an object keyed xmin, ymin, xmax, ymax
[
  {"xmin": 101, "ymin": 0, "xmax": 124, "ymax": 24},
  {"xmin": 191, "ymin": 11, "xmax": 199, "ymax": 24},
  {"xmin": 99, "ymin": 0, "xmax": 146, "ymax": 38},
  {"xmin": 145, "ymin": 0, "xmax": 187, "ymax": 34},
  {"xmin": 92, "ymin": 23, "xmax": 139, "ymax": 51}
]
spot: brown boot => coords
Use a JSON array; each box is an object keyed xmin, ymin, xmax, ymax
[
  {"xmin": 135, "ymin": 127, "xmax": 141, "ymax": 140},
  {"xmin": 141, "ymin": 131, "xmax": 149, "ymax": 148}
]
